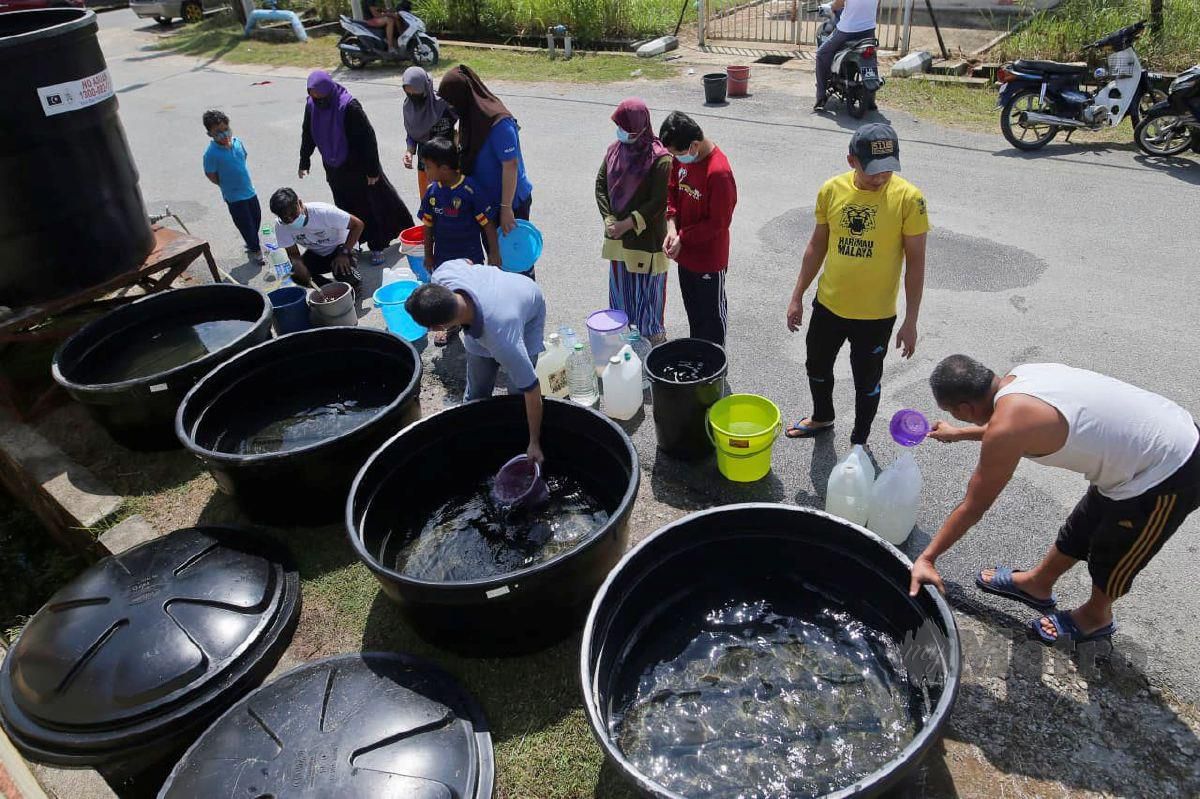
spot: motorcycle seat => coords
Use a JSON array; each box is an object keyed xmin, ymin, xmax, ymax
[{"xmin": 1013, "ymin": 59, "xmax": 1088, "ymax": 75}]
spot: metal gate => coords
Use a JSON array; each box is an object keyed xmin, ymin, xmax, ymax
[{"xmin": 700, "ymin": 0, "xmax": 903, "ymax": 51}]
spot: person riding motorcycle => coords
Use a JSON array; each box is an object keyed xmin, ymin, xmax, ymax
[{"xmin": 814, "ymin": 0, "xmax": 878, "ymax": 112}]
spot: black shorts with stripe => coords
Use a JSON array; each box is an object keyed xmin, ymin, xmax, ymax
[{"xmin": 1056, "ymin": 437, "xmax": 1200, "ymax": 599}]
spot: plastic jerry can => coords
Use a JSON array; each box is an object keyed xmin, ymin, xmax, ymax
[{"xmin": 825, "ymin": 444, "xmax": 875, "ymax": 525}]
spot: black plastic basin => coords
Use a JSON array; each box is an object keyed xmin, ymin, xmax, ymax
[
  {"xmin": 347, "ymin": 396, "xmax": 639, "ymax": 655},
  {"xmin": 582, "ymin": 504, "xmax": 960, "ymax": 799},
  {"xmin": 177, "ymin": 327, "xmax": 422, "ymax": 526},
  {"xmin": 51, "ymin": 285, "xmax": 272, "ymax": 451}
]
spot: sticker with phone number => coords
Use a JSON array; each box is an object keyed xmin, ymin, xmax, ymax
[{"xmin": 37, "ymin": 69, "xmax": 115, "ymax": 117}]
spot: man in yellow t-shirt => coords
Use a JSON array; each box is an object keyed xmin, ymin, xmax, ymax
[{"xmin": 785, "ymin": 123, "xmax": 929, "ymax": 445}]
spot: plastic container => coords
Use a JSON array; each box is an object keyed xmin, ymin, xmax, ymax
[
  {"xmin": 51, "ymin": 285, "xmax": 273, "ymax": 450},
  {"xmin": 567, "ymin": 341, "xmax": 599, "ymax": 406},
  {"xmin": 601, "ymin": 347, "xmax": 643, "ymax": 421},
  {"xmin": 265, "ymin": 243, "xmax": 292, "ymax": 282},
  {"xmin": 825, "ymin": 444, "xmax": 876, "ymax": 525},
  {"xmin": 706, "ymin": 393, "xmax": 781, "ymax": 482},
  {"xmin": 644, "ymin": 338, "xmax": 728, "ymax": 460},
  {"xmin": 176, "ymin": 328, "xmax": 422, "ymax": 526},
  {"xmin": 726, "ymin": 64, "xmax": 751, "ymax": 96},
  {"xmin": 890, "ymin": 408, "xmax": 930, "ymax": 447},
  {"xmin": 373, "ymin": 279, "xmax": 427, "ymax": 341},
  {"xmin": 586, "ymin": 309, "xmax": 629, "ymax": 370},
  {"xmin": 703, "ymin": 72, "xmax": 728, "ymax": 104},
  {"xmin": 536, "ymin": 332, "xmax": 570, "ymax": 398},
  {"xmin": 621, "ymin": 325, "xmax": 652, "ymax": 389},
  {"xmin": 498, "ymin": 219, "xmax": 543, "ymax": 273},
  {"xmin": 581, "ymin": 504, "xmax": 960, "ymax": 799},
  {"xmin": 268, "ymin": 285, "xmax": 310, "ymax": 335},
  {"xmin": 491, "ymin": 454, "xmax": 549, "ymax": 511},
  {"xmin": 0, "ymin": 527, "xmax": 299, "ymax": 794},
  {"xmin": 559, "ymin": 325, "xmax": 580, "ymax": 350},
  {"xmin": 0, "ymin": 9, "xmax": 155, "ymax": 307},
  {"xmin": 867, "ymin": 451, "xmax": 923, "ymax": 545},
  {"xmin": 399, "ymin": 225, "xmax": 425, "ymax": 248},
  {"xmin": 398, "ymin": 225, "xmax": 430, "ymax": 282},
  {"xmin": 346, "ymin": 395, "xmax": 640, "ymax": 655},
  {"xmin": 159, "ymin": 653, "xmax": 494, "ymax": 799},
  {"xmin": 307, "ymin": 281, "xmax": 357, "ymax": 327}
]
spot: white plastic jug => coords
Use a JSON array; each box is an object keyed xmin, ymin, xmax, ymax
[
  {"xmin": 867, "ymin": 451, "xmax": 923, "ymax": 545},
  {"xmin": 825, "ymin": 444, "xmax": 875, "ymax": 525},
  {"xmin": 536, "ymin": 333, "xmax": 570, "ymax": 399},
  {"xmin": 601, "ymin": 346, "xmax": 643, "ymax": 420}
]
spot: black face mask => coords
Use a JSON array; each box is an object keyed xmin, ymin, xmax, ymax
[
  {"xmin": 313, "ymin": 96, "xmax": 331, "ymax": 108},
  {"xmin": 409, "ymin": 93, "xmax": 427, "ymax": 106}
]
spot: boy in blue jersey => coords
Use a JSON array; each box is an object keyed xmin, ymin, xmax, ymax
[
  {"xmin": 419, "ymin": 137, "xmax": 500, "ymax": 271},
  {"xmin": 202, "ymin": 110, "xmax": 264, "ymax": 265}
]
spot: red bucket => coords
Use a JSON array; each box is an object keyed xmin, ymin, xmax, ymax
[
  {"xmin": 726, "ymin": 65, "xmax": 751, "ymax": 97},
  {"xmin": 399, "ymin": 225, "xmax": 424, "ymax": 247}
]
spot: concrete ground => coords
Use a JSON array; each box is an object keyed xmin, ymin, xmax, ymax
[{"xmin": 19, "ymin": 8, "xmax": 1200, "ymax": 797}]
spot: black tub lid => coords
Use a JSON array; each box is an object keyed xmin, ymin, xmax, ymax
[
  {"xmin": 159, "ymin": 652, "xmax": 495, "ymax": 798},
  {"xmin": 1, "ymin": 527, "xmax": 296, "ymax": 743}
]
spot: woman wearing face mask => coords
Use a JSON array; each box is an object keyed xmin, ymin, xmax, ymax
[
  {"xmin": 401, "ymin": 67, "xmax": 457, "ymax": 199},
  {"xmin": 595, "ymin": 98, "xmax": 673, "ymax": 344},
  {"xmin": 437, "ymin": 66, "xmax": 533, "ymax": 238},
  {"xmin": 298, "ymin": 70, "xmax": 413, "ymax": 267}
]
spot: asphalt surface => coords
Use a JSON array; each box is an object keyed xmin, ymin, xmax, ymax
[{"xmin": 95, "ymin": 10, "xmax": 1200, "ymax": 704}]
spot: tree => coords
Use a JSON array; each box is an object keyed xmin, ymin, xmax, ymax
[{"xmin": 1150, "ymin": 0, "xmax": 1164, "ymax": 37}]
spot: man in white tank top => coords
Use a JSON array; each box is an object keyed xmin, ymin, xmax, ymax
[{"xmin": 909, "ymin": 354, "xmax": 1200, "ymax": 647}]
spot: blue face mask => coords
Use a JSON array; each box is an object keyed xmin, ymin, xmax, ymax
[
  {"xmin": 615, "ymin": 127, "xmax": 637, "ymax": 144},
  {"xmin": 286, "ymin": 213, "xmax": 307, "ymax": 229},
  {"xmin": 676, "ymin": 150, "xmax": 698, "ymax": 164}
]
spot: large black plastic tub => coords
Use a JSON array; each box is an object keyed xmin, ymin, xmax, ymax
[
  {"xmin": 0, "ymin": 9, "xmax": 155, "ymax": 307},
  {"xmin": 177, "ymin": 327, "xmax": 422, "ymax": 526},
  {"xmin": 644, "ymin": 338, "xmax": 727, "ymax": 460},
  {"xmin": 52, "ymin": 285, "xmax": 272, "ymax": 451},
  {"xmin": 0, "ymin": 527, "xmax": 300, "ymax": 796},
  {"xmin": 347, "ymin": 396, "xmax": 640, "ymax": 655},
  {"xmin": 582, "ymin": 504, "xmax": 960, "ymax": 799}
]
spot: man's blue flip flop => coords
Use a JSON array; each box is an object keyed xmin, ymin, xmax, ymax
[
  {"xmin": 1030, "ymin": 610, "xmax": 1117, "ymax": 646},
  {"xmin": 975, "ymin": 566, "xmax": 1058, "ymax": 612},
  {"xmin": 786, "ymin": 420, "xmax": 834, "ymax": 439}
]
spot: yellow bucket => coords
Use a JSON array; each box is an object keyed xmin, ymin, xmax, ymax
[{"xmin": 706, "ymin": 394, "xmax": 782, "ymax": 482}]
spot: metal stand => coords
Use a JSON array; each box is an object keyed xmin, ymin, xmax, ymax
[{"xmin": 546, "ymin": 24, "xmax": 573, "ymax": 59}]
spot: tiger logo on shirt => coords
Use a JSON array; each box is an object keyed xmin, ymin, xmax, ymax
[{"xmin": 840, "ymin": 204, "xmax": 877, "ymax": 237}]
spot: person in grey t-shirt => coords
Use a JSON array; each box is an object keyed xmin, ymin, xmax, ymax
[{"xmin": 406, "ymin": 260, "xmax": 547, "ymax": 463}]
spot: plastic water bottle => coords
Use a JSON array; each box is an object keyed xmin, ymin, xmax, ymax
[
  {"xmin": 536, "ymin": 333, "xmax": 571, "ymax": 398},
  {"xmin": 621, "ymin": 325, "xmax": 652, "ymax": 389},
  {"xmin": 559, "ymin": 325, "xmax": 579, "ymax": 350},
  {"xmin": 266, "ymin": 244, "xmax": 292, "ymax": 284},
  {"xmin": 260, "ymin": 223, "xmax": 278, "ymax": 251},
  {"xmin": 825, "ymin": 444, "xmax": 876, "ymax": 525},
  {"xmin": 867, "ymin": 451, "xmax": 923, "ymax": 545},
  {"xmin": 567, "ymin": 342, "xmax": 598, "ymax": 406}
]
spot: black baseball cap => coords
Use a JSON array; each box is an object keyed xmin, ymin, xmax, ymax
[{"xmin": 849, "ymin": 123, "xmax": 901, "ymax": 174}]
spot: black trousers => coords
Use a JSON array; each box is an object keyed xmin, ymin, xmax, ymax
[
  {"xmin": 805, "ymin": 300, "xmax": 895, "ymax": 445},
  {"xmin": 678, "ymin": 268, "xmax": 727, "ymax": 346},
  {"xmin": 1056, "ymin": 436, "xmax": 1200, "ymax": 598},
  {"xmin": 226, "ymin": 195, "xmax": 262, "ymax": 253}
]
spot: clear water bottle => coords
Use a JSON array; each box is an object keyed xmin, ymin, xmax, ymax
[
  {"xmin": 260, "ymin": 222, "xmax": 278, "ymax": 251},
  {"xmin": 567, "ymin": 342, "xmax": 598, "ymax": 406},
  {"xmin": 622, "ymin": 325, "xmax": 653, "ymax": 389},
  {"xmin": 559, "ymin": 325, "xmax": 580, "ymax": 351}
]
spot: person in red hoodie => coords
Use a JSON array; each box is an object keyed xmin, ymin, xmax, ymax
[{"xmin": 660, "ymin": 112, "xmax": 738, "ymax": 346}]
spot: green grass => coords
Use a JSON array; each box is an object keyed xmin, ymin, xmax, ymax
[
  {"xmin": 414, "ymin": 0, "xmax": 696, "ymax": 43},
  {"xmin": 882, "ymin": 78, "xmax": 1002, "ymax": 132},
  {"xmin": 994, "ymin": 0, "xmax": 1200, "ymax": 72},
  {"xmin": 157, "ymin": 16, "xmax": 674, "ymax": 82}
]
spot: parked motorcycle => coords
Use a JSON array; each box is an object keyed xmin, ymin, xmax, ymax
[
  {"xmin": 997, "ymin": 20, "xmax": 1166, "ymax": 151},
  {"xmin": 809, "ymin": 2, "xmax": 883, "ymax": 119},
  {"xmin": 337, "ymin": 7, "xmax": 439, "ymax": 70},
  {"xmin": 1134, "ymin": 65, "xmax": 1200, "ymax": 157}
]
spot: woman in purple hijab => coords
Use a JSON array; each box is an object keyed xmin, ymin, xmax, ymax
[
  {"xmin": 595, "ymin": 98, "xmax": 672, "ymax": 342},
  {"xmin": 299, "ymin": 71, "xmax": 413, "ymax": 265}
]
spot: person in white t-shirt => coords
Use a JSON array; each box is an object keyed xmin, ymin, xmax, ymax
[
  {"xmin": 269, "ymin": 187, "xmax": 366, "ymax": 287},
  {"xmin": 814, "ymin": 0, "xmax": 879, "ymax": 112}
]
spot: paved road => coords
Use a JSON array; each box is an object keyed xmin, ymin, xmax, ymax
[{"xmin": 96, "ymin": 10, "xmax": 1200, "ymax": 703}]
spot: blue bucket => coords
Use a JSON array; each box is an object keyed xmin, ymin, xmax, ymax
[
  {"xmin": 499, "ymin": 220, "xmax": 543, "ymax": 273},
  {"xmin": 406, "ymin": 252, "xmax": 430, "ymax": 283},
  {"xmin": 373, "ymin": 280, "xmax": 427, "ymax": 341},
  {"xmin": 267, "ymin": 285, "xmax": 311, "ymax": 335}
]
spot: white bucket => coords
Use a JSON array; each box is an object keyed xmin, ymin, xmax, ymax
[{"xmin": 307, "ymin": 282, "xmax": 357, "ymax": 327}]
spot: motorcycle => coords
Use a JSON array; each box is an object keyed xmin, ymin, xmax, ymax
[
  {"xmin": 337, "ymin": 7, "xmax": 439, "ymax": 70},
  {"xmin": 809, "ymin": 2, "xmax": 883, "ymax": 119},
  {"xmin": 996, "ymin": 20, "xmax": 1167, "ymax": 151},
  {"xmin": 1134, "ymin": 64, "xmax": 1200, "ymax": 157}
]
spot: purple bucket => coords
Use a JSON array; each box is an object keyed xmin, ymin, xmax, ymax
[{"xmin": 491, "ymin": 455, "xmax": 549, "ymax": 511}]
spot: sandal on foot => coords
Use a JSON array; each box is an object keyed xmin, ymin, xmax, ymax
[
  {"xmin": 370, "ymin": 251, "xmax": 386, "ymax": 266},
  {"xmin": 1029, "ymin": 610, "xmax": 1117, "ymax": 646},
  {"xmin": 786, "ymin": 419, "xmax": 834, "ymax": 439},
  {"xmin": 975, "ymin": 566, "xmax": 1057, "ymax": 612},
  {"xmin": 434, "ymin": 330, "xmax": 450, "ymax": 347}
]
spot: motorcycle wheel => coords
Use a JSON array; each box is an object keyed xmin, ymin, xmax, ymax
[
  {"xmin": 847, "ymin": 90, "xmax": 866, "ymax": 119},
  {"xmin": 1000, "ymin": 89, "xmax": 1059, "ymax": 151},
  {"xmin": 411, "ymin": 37, "xmax": 439, "ymax": 67},
  {"xmin": 1129, "ymin": 87, "xmax": 1168, "ymax": 128},
  {"xmin": 339, "ymin": 35, "xmax": 368, "ymax": 70},
  {"xmin": 1134, "ymin": 112, "xmax": 1194, "ymax": 157}
]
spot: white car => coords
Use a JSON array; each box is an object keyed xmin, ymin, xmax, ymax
[{"xmin": 130, "ymin": 0, "xmax": 223, "ymax": 25}]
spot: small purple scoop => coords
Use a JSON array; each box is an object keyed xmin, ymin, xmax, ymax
[
  {"xmin": 890, "ymin": 409, "xmax": 930, "ymax": 447},
  {"xmin": 491, "ymin": 455, "xmax": 550, "ymax": 510}
]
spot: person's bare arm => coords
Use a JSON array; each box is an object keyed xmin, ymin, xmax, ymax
[
  {"xmin": 524, "ymin": 385, "xmax": 544, "ymax": 464},
  {"xmin": 500, "ymin": 160, "xmax": 519, "ymax": 233},
  {"xmin": 909, "ymin": 420, "xmax": 1025, "ymax": 595},
  {"xmin": 929, "ymin": 421, "xmax": 986, "ymax": 443},
  {"xmin": 424, "ymin": 225, "xmax": 435, "ymax": 268},
  {"xmin": 831, "ymin": 0, "xmax": 846, "ymax": 11},
  {"xmin": 205, "ymin": 171, "xmax": 220, "ymax": 187},
  {"xmin": 786, "ymin": 223, "xmax": 829, "ymax": 331},
  {"xmin": 484, "ymin": 223, "xmax": 501, "ymax": 266},
  {"xmin": 895, "ymin": 232, "xmax": 927, "ymax": 358},
  {"xmin": 344, "ymin": 215, "xmax": 365, "ymax": 251}
]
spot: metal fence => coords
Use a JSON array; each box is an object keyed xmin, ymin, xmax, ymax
[{"xmin": 700, "ymin": 0, "xmax": 904, "ymax": 50}]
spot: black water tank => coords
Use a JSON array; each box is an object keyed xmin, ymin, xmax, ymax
[{"xmin": 0, "ymin": 9, "xmax": 155, "ymax": 308}]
